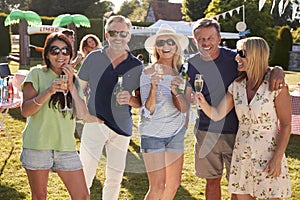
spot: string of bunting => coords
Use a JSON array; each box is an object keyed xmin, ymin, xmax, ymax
[{"xmin": 210, "ymin": 6, "xmax": 243, "ymax": 21}]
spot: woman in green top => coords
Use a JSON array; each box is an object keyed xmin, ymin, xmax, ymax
[{"xmin": 20, "ymin": 32, "xmax": 90, "ymax": 200}]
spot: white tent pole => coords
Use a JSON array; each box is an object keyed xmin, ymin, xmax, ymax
[{"xmin": 243, "ymin": 5, "xmax": 246, "ymax": 23}]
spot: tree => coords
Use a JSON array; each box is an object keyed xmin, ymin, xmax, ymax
[
  {"xmin": 29, "ymin": 0, "xmax": 91, "ymax": 16},
  {"xmin": 117, "ymin": 0, "xmax": 150, "ymax": 21},
  {"xmin": 269, "ymin": 26, "xmax": 293, "ymax": 70},
  {"xmin": 205, "ymin": 0, "xmax": 276, "ymax": 48},
  {"xmin": 117, "ymin": 0, "xmax": 140, "ymax": 17},
  {"xmin": 84, "ymin": 1, "xmax": 114, "ymax": 18},
  {"xmin": 0, "ymin": 0, "xmax": 29, "ymax": 13},
  {"xmin": 182, "ymin": 0, "xmax": 211, "ymax": 21}
]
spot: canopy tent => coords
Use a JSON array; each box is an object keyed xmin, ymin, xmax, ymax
[{"xmin": 131, "ymin": 19, "xmax": 240, "ymax": 39}]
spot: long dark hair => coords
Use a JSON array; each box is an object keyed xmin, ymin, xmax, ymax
[{"xmin": 43, "ymin": 32, "xmax": 74, "ymax": 118}]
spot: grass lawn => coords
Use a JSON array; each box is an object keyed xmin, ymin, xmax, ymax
[{"xmin": 0, "ymin": 62, "xmax": 299, "ymax": 199}]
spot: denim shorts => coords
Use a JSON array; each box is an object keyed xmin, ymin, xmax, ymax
[
  {"xmin": 20, "ymin": 148, "xmax": 83, "ymax": 171},
  {"xmin": 141, "ymin": 127, "xmax": 187, "ymax": 153}
]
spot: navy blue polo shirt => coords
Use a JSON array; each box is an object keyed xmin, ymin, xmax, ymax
[
  {"xmin": 95, "ymin": 50, "xmax": 143, "ymax": 137},
  {"xmin": 188, "ymin": 47, "xmax": 239, "ymax": 134}
]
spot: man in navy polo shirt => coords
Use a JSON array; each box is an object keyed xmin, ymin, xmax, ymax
[{"xmin": 77, "ymin": 15, "xmax": 143, "ymax": 200}]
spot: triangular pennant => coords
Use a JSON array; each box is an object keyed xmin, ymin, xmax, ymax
[
  {"xmin": 236, "ymin": 7, "xmax": 241, "ymax": 14},
  {"xmin": 259, "ymin": 0, "xmax": 267, "ymax": 11},
  {"xmin": 278, "ymin": 0, "xmax": 284, "ymax": 16},
  {"xmin": 222, "ymin": 13, "xmax": 227, "ymax": 19}
]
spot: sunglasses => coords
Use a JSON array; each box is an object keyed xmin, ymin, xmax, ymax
[
  {"xmin": 237, "ymin": 49, "xmax": 246, "ymax": 58},
  {"xmin": 108, "ymin": 31, "xmax": 129, "ymax": 38},
  {"xmin": 155, "ymin": 39, "xmax": 176, "ymax": 47},
  {"xmin": 49, "ymin": 46, "xmax": 71, "ymax": 56}
]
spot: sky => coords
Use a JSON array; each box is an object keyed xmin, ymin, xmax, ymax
[{"xmin": 109, "ymin": 0, "xmax": 183, "ymax": 13}]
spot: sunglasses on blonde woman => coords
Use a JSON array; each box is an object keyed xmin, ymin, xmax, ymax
[
  {"xmin": 237, "ymin": 49, "xmax": 246, "ymax": 58},
  {"xmin": 155, "ymin": 39, "xmax": 176, "ymax": 47},
  {"xmin": 49, "ymin": 46, "xmax": 71, "ymax": 56}
]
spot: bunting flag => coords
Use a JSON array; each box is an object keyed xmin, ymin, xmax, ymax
[
  {"xmin": 259, "ymin": 0, "xmax": 267, "ymax": 11},
  {"xmin": 211, "ymin": 6, "xmax": 244, "ymax": 21},
  {"xmin": 292, "ymin": 3, "xmax": 299, "ymax": 20},
  {"xmin": 260, "ymin": 0, "xmax": 300, "ymax": 22}
]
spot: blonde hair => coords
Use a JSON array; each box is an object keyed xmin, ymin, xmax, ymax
[
  {"xmin": 236, "ymin": 37, "xmax": 269, "ymax": 90},
  {"xmin": 105, "ymin": 15, "xmax": 132, "ymax": 32},
  {"xmin": 152, "ymin": 35, "xmax": 183, "ymax": 72}
]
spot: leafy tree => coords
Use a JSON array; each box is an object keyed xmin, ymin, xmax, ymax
[
  {"xmin": 205, "ymin": 0, "xmax": 276, "ymax": 48},
  {"xmin": 182, "ymin": 0, "xmax": 211, "ymax": 21},
  {"xmin": 29, "ymin": 0, "xmax": 88, "ymax": 16},
  {"xmin": 84, "ymin": 1, "xmax": 114, "ymax": 18},
  {"xmin": 117, "ymin": 0, "xmax": 150, "ymax": 21},
  {"xmin": 0, "ymin": 0, "xmax": 29, "ymax": 13},
  {"xmin": 117, "ymin": 0, "xmax": 140, "ymax": 17},
  {"xmin": 269, "ymin": 26, "xmax": 293, "ymax": 70}
]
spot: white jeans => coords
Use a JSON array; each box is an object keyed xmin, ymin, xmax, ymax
[{"xmin": 79, "ymin": 122, "xmax": 130, "ymax": 200}]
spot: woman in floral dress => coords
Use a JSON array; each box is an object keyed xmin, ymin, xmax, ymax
[{"xmin": 196, "ymin": 37, "xmax": 291, "ymax": 200}]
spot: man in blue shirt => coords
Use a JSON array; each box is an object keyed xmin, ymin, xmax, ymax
[{"xmin": 77, "ymin": 15, "xmax": 143, "ymax": 200}]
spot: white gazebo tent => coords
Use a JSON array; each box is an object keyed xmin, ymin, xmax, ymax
[{"xmin": 131, "ymin": 19, "xmax": 240, "ymax": 39}]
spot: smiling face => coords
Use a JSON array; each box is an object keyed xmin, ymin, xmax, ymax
[
  {"xmin": 155, "ymin": 35, "xmax": 178, "ymax": 60},
  {"xmin": 235, "ymin": 49, "xmax": 248, "ymax": 72},
  {"xmin": 106, "ymin": 21, "xmax": 131, "ymax": 52},
  {"xmin": 193, "ymin": 26, "xmax": 221, "ymax": 61},
  {"xmin": 47, "ymin": 40, "xmax": 71, "ymax": 74}
]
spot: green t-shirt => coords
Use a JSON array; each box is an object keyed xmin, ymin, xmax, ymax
[{"xmin": 22, "ymin": 66, "xmax": 77, "ymax": 151}]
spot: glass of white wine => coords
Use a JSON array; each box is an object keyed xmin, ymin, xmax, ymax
[
  {"xmin": 60, "ymin": 74, "xmax": 71, "ymax": 111},
  {"xmin": 194, "ymin": 74, "xmax": 204, "ymax": 109},
  {"xmin": 154, "ymin": 63, "xmax": 164, "ymax": 96}
]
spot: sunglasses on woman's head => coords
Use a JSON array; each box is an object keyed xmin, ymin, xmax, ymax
[
  {"xmin": 237, "ymin": 49, "xmax": 246, "ymax": 58},
  {"xmin": 49, "ymin": 46, "xmax": 71, "ymax": 56},
  {"xmin": 155, "ymin": 39, "xmax": 176, "ymax": 47},
  {"xmin": 108, "ymin": 31, "xmax": 129, "ymax": 38}
]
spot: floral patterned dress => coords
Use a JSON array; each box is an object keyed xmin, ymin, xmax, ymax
[{"xmin": 227, "ymin": 78, "xmax": 291, "ymax": 199}]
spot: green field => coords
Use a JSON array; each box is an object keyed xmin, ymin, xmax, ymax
[{"xmin": 0, "ymin": 65, "xmax": 299, "ymax": 199}]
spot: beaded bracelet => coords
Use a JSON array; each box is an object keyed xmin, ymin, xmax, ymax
[{"xmin": 33, "ymin": 97, "xmax": 42, "ymax": 106}]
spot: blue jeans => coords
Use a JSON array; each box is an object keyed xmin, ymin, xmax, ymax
[
  {"xmin": 20, "ymin": 148, "xmax": 82, "ymax": 171},
  {"xmin": 141, "ymin": 127, "xmax": 187, "ymax": 153}
]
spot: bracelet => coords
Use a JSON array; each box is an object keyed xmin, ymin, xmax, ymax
[
  {"xmin": 173, "ymin": 93, "xmax": 182, "ymax": 98},
  {"xmin": 33, "ymin": 97, "xmax": 42, "ymax": 106}
]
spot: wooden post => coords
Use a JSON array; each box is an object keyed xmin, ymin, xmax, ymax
[
  {"xmin": 19, "ymin": 19, "xmax": 30, "ymax": 66},
  {"xmin": 67, "ymin": 23, "xmax": 77, "ymax": 57}
]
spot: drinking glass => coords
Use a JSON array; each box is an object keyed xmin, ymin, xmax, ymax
[
  {"xmin": 154, "ymin": 63, "xmax": 163, "ymax": 96},
  {"xmin": 194, "ymin": 74, "xmax": 204, "ymax": 109},
  {"xmin": 194, "ymin": 74, "xmax": 204, "ymax": 93},
  {"xmin": 60, "ymin": 74, "xmax": 71, "ymax": 111}
]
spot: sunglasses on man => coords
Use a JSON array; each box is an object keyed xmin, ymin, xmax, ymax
[
  {"xmin": 49, "ymin": 46, "xmax": 71, "ymax": 56},
  {"xmin": 108, "ymin": 31, "xmax": 129, "ymax": 38},
  {"xmin": 155, "ymin": 39, "xmax": 176, "ymax": 47}
]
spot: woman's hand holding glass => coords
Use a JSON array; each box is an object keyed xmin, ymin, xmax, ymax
[
  {"xmin": 150, "ymin": 64, "xmax": 164, "ymax": 95},
  {"xmin": 60, "ymin": 64, "xmax": 74, "ymax": 111}
]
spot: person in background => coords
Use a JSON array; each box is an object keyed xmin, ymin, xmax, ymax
[
  {"xmin": 20, "ymin": 32, "xmax": 90, "ymax": 199},
  {"xmin": 79, "ymin": 34, "xmax": 102, "ymax": 59},
  {"xmin": 196, "ymin": 36, "xmax": 291, "ymax": 200},
  {"xmin": 61, "ymin": 29, "xmax": 83, "ymax": 67},
  {"xmin": 187, "ymin": 18, "xmax": 285, "ymax": 200},
  {"xmin": 139, "ymin": 24, "xmax": 192, "ymax": 200},
  {"xmin": 78, "ymin": 15, "xmax": 143, "ymax": 200}
]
